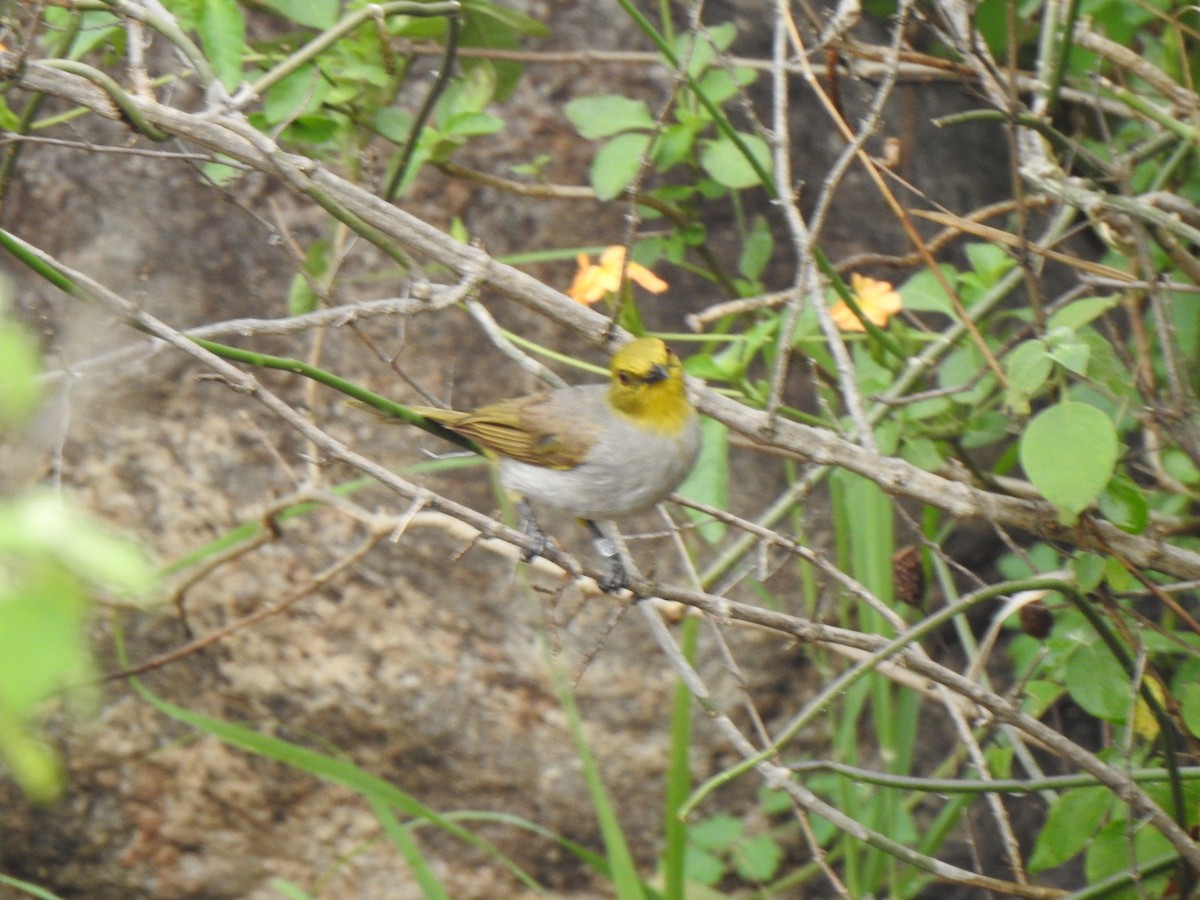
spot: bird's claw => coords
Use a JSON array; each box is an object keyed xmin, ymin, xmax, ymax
[
  {"xmin": 589, "ymin": 528, "xmax": 629, "ymax": 593},
  {"xmin": 517, "ymin": 500, "xmax": 552, "ymax": 562},
  {"xmin": 597, "ymin": 556, "xmax": 629, "ymax": 593},
  {"xmin": 521, "ymin": 530, "xmax": 552, "ymax": 562}
]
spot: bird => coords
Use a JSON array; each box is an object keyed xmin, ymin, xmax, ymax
[{"xmin": 413, "ymin": 337, "xmax": 701, "ymax": 591}]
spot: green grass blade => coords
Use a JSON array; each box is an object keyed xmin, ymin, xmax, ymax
[
  {"xmin": 267, "ymin": 878, "xmax": 315, "ymax": 899},
  {"xmin": 0, "ymin": 874, "xmax": 66, "ymax": 900},
  {"xmin": 127, "ymin": 675, "xmax": 545, "ymax": 894},
  {"xmin": 368, "ymin": 795, "xmax": 452, "ymax": 900},
  {"xmin": 549, "ymin": 657, "xmax": 649, "ymax": 900}
]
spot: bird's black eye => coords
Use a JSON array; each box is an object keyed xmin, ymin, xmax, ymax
[{"xmin": 618, "ymin": 370, "xmax": 633, "ymax": 385}]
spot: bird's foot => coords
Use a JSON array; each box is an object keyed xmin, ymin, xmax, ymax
[
  {"xmin": 597, "ymin": 556, "xmax": 629, "ymax": 594},
  {"xmin": 517, "ymin": 499, "xmax": 552, "ymax": 561},
  {"xmin": 586, "ymin": 520, "xmax": 630, "ymax": 593}
]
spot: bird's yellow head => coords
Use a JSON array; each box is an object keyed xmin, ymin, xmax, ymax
[{"xmin": 607, "ymin": 337, "xmax": 693, "ymax": 435}]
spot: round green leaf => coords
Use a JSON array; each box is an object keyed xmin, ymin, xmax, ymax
[
  {"xmin": 1029, "ymin": 786, "xmax": 1111, "ymax": 872},
  {"xmin": 698, "ymin": 132, "xmax": 771, "ymax": 189},
  {"xmin": 590, "ymin": 133, "xmax": 650, "ymax": 200},
  {"xmin": 734, "ymin": 833, "xmax": 783, "ymax": 882},
  {"xmin": 564, "ymin": 95, "xmax": 654, "ymax": 139},
  {"xmin": 1085, "ymin": 818, "xmax": 1172, "ymax": 891},
  {"xmin": 264, "ymin": 64, "xmax": 326, "ymax": 125},
  {"xmin": 1004, "ymin": 339, "xmax": 1052, "ymax": 398},
  {"xmin": 1098, "ymin": 475, "xmax": 1149, "ymax": 534},
  {"xmin": 1065, "ymin": 640, "xmax": 1129, "ymax": 723},
  {"xmin": 898, "ymin": 265, "xmax": 956, "ymax": 313},
  {"xmin": 1047, "ymin": 296, "xmax": 1119, "ymax": 331},
  {"xmin": 1019, "ymin": 402, "xmax": 1118, "ymax": 516},
  {"xmin": 1047, "ymin": 337, "xmax": 1091, "ymax": 376}
]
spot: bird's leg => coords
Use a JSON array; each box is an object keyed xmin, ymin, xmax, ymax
[
  {"xmin": 516, "ymin": 498, "xmax": 552, "ymax": 562},
  {"xmin": 585, "ymin": 519, "xmax": 628, "ymax": 593}
]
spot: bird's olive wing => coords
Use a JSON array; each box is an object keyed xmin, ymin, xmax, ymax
[{"xmin": 442, "ymin": 394, "xmax": 596, "ymax": 470}]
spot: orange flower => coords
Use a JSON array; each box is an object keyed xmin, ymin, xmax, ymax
[
  {"xmin": 567, "ymin": 245, "xmax": 668, "ymax": 305},
  {"xmin": 829, "ymin": 273, "xmax": 902, "ymax": 332}
]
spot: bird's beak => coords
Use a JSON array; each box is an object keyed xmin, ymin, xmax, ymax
[{"xmin": 645, "ymin": 364, "xmax": 669, "ymax": 384}]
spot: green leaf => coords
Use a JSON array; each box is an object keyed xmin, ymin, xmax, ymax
[
  {"xmin": 1085, "ymin": 819, "xmax": 1173, "ymax": 895},
  {"xmin": 1019, "ymin": 679, "xmax": 1065, "ymax": 718},
  {"xmin": 1047, "ymin": 296, "xmax": 1119, "ymax": 331},
  {"xmin": 1046, "ymin": 335, "xmax": 1091, "ymax": 376},
  {"xmin": 461, "ymin": 0, "xmax": 550, "ymax": 38},
  {"xmin": 323, "ymin": 59, "xmax": 390, "ymax": 90},
  {"xmin": 263, "ymin": 64, "xmax": 327, "ymax": 125},
  {"xmin": 1078, "ymin": 330, "xmax": 1134, "ymax": 399},
  {"xmin": 1019, "ymin": 402, "xmax": 1119, "ymax": 517},
  {"xmin": 899, "ymin": 265, "xmax": 957, "ymax": 313},
  {"xmin": 0, "ymin": 98, "xmax": 21, "ymax": 132},
  {"xmin": 689, "ymin": 814, "xmax": 742, "ymax": 849},
  {"xmin": 374, "ymin": 107, "xmax": 415, "ymax": 143},
  {"xmin": 283, "ymin": 114, "xmax": 340, "ymax": 144},
  {"xmin": 1029, "ymin": 786, "xmax": 1111, "ymax": 871},
  {"xmin": 1163, "ymin": 447, "xmax": 1200, "ymax": 486},
  {"xmin": 698, "ymin": 132, "xmax": 771, "ymax": 189},
  {"xmin": 64, "ymin": 10, "xmax": 122, "ymax": 60},
  {"xmin": 436, "ymin": 65, "xmax": 498, "ymax": 126},
  {"xmin": 197, "ymin": 0, "xmax": 246, "ymax": 92},
  {"xmin": 287, "ymin": 241, "xmax": 328, "ymax": 316},
  {"xmin": 696, "ymin": 66, "xmax": 756, "ymax": 105},
  {"xmin": 964, "ymin": 241, "xmax": 1015, "ymax": 283},
  {"xmin": 733, "ymin": 833, "xmax": 782, "ymax": 882},
  {"xmin": 961, "ymin": 409, "xmax": 1010, "ymax": 448},
  {"xmin": 510, "ymin": 154, "xmax": 549, "ymax": 178},
  {"xmin": 986, "ymin": 745, "xmax": 1014, "ymax": 778},
  {"xmin": 0, "ymin": 493, "xmax": 154, "ymax": 594},
  {"xmin": 590, "ymin": 133, "xmax": 650, "ymax": 200},
  {"xmin": 939, "ymin": 343, "xmax": 995, "ymax": 405},
  {"xmin": 442, "ymin": 111, "xmax": 504, "ymax": 137},
  {"xmin": 0, "ymin": 567, "xmax": 90, "ymax": 719},
  {"xmin": 1180, "ymin": 682, "xmax": 1200, "ymax": 739},
  {"xmin": 0, "ymin": 318, "xmax": 43, "ymax": 428},
  {"xmin": 285, "ymin": 280, "xmax": 314, "ymax": 319},
  {"xmin": 900, "ymin": 436, "xmax": 945, "ymax": 472},
  {"xmin": 905, "ymin": 396, "xmax": 953, "ymax": 420},
  {"xmin": 255, "ymin": 0, "xmax": 339, "ymax": 29},
  {"xmin": 683, "ymin": 845, "xmax": 725, "ymax": 886},
  {"xmin": 738, "ymin": 216, "xmax": 773, "ymax": 283},
  {"xmin": 202, "ymin": 160, "xmax": 240, "ymax": 185},
  {"xmin": 564, "ymin": 95, "xmax": 655, "ymax": 139},
  {"xmin": 653, "ymin": 123, "xmax": 698, "ymax": 170},
  {"xmin": 1104, "ymin": 556, "xmax": 1138, "ymax": 593},
  {"xmin": 1004, "ymin": 339, "xmax": 1051, "ymax": 398},
  {"xmin": 1072, "ymin": 552, "xmax": 1106, "ymax": 592},
  {"xmin": 679, "ymin": 419, "xmax": 729, "ymax": 543},
  {"xmin": 1098, "ymin": 476, "xmax": 1149, "ymax": 534},
  {"xmin": 456, "ymin": 16, "xmax": 526, "ymax": 101},
  {"xmin": 673, "ymin": 22, "xmax": 737, "ymax": 78},
  {"xmin": 1065, "ymin": 640, "xmax": 1130, "ymax": 723},
  {"xmin": 0, "ymin": 721, "xmax": 65, "ymax": 805}
]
